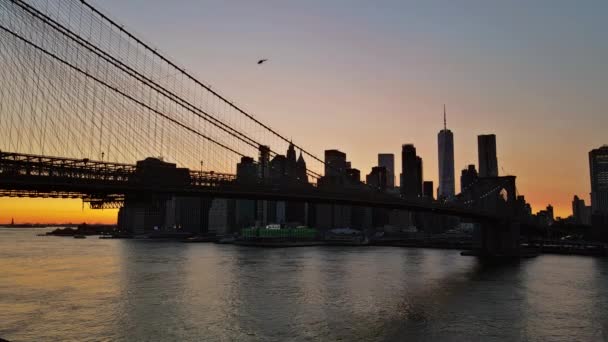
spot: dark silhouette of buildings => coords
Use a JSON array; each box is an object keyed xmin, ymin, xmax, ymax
[
  {"xmin": 320, "ymin": 149, "xmax": 362, "ymax": 188},
  {"xmin": 460, "ymin": 164, "xmax": 478, "ymax": 193},
  {"xmin": 315, "ymin": 149, "xmax": 371, "ymax": 229},
  {"xmin": 423, "ymin": 181, "xmax": 434, "ymax": 200},
  {"xmin": 437, "ymin": 105, "xmax": 455, "ymax": 199},
  {"xmin": 236, "ymin": 156, "xmax": 257, "ymax": 183},
  {"xmin": 378, "ymin": 153, "xmax": 395, "ymax": 188},
  {"xmin": 258, "ymin": 145, "xmax": 271, "ymax": 180},
  {"xmin": 346, "ymin": 168, "xmax": 361, "ymax": 183},
  {"xmin": 296, "ymin": 152, "xmax": 308, "ymax": 183},
  {"xmin": 118, "ymin": 157, "xmax": 211, "ymax": 236},
  {"xmin": 516, "ymin": 195, "xmax": 532, "ymax": 218},
  {"xmin": 366, "ymin": 166, "xmax": 387, "ymax": 191},
  {"xmin": 535, "ymin": 204, "xmax": 555, "ymax": 226},
  {"xmin": 247, "ymin": 144, "xmax": 311, "ymax": 227},
  {"xmin": 590, "ymin": 145, "xmax": 608, "ymax": 215},
  {"xmin": 267, "ymin": 143, "xmax": 308, "ymax": 185},
  {"xmin": 325, "ymin": 149, "xmax": 347, "ymax": 177},
  {"xmin": 478, "ymin": 134, "xmax": 498, "ymax": 177},
  {"xmin": 572, "ymin": 195, "xmax": 591, "ymax": 225},
  {"xmin": 416, "ymin": 156, "xmax": 423, "ymax": 195},
  {"xmin": 401, "ymin": 144, "xmax": 422, "ymax": 198}
]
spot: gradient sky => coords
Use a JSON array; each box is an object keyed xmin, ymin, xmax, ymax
[{"xmin": 2, "ymin": 0, "xmax": 607, "ymax": 223}]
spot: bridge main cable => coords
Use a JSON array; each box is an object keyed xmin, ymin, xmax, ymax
[
  {"xmin": 0, "ymin": 23, "xmax": 248, "ymax": 158},
  {"xmin": 9, "ymin": 0, "xmax": 268, "ymax": 156},
  {"xmin": 79, "ymin": 0, "xmax": 328, "ymax": 168}
]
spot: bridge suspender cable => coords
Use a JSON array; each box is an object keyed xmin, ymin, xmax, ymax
[
  {"xmin": 10, "ymin": 0, "xmax": 264, "ymax": 154},
  {"xmin": 79, "ymin": 0, "xmax": 329, "ymax": 168},
  {"xmin": 0, "ymin": 24, "xmax": 248, "ymax": 158}
]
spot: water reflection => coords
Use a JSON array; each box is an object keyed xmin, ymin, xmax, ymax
[
  {"xmin": 1, "ymin": 229, "xmax": 608, "ymax": 342},
  {"xmin": 522, "ymin": 256, "xmax": 607, "ymax": 341}
]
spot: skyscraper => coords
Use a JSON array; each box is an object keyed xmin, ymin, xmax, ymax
[
  {"xmin": 366, "ymin": 166, "xmax": 387, "ymax": 191},
  {"xmin": 296, "ymin": 152, "xmax": 307, "ymax": 183},
  {"xmin": 437, "ymin": 105, "xmax": 455, "ymax": 199},
  {"xmin": 423, "ymin": 181, "xmax": 434, "ymax": 199},
  {"xmin": 416, "ymin": 156, "xmax": 423, "ymax": 197},
  {"xmin": 258, "ymin": 145, "xmax": 271, "ymax": 180},
  {"xmin": 590, "ymin": 145, "xmax": 608, "ymax": 214},
  {"xmin": 324, "ymin": 149, "xmax": 347, "ymax": 177},
  {"xmin": 378, "ymin": 154, "xmax": 395, "ymax": 188},
  {"xmin": 401, "ymin": 144, "xmax": 422, "ymax": 198},
  {"xmin": 478, "ymin": 134, "xmax": 498, "ymax": 177},
  {"xmin": 572, "ymin": 195, "xmax": 591, "ymax": 225}
]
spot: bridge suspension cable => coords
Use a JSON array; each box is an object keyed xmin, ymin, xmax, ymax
[
  {"xmin": 0, "ymin": 0, "xmax": 326, "ymax": 180},
  {"xmin": 78, "ymin": 0, "xmax": 328, "ymax": 169}
]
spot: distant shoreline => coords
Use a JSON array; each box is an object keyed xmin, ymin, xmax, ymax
[
  {"xmin": 0, "ymin": 226, "xmax": 75, "ymax": 229},
  {"xmin": 0, "ymin": 224, "xmax": 112, "ymax": 228}
]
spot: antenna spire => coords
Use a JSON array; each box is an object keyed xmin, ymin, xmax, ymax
[{"xmin": 443, "ymin": 104, "xmax": 447, "ymax": 130}]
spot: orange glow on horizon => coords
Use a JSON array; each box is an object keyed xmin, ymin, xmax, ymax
[
  {"xmin": 0, "ymin": 194, "xmax": 573, "ymax": 225},
  {"xmin": 0, "ymin": 198, "xmax": 117, "ymax": 225}
]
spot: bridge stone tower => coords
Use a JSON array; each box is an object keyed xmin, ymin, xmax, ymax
[{"xmin": 457, "ymin": 175, "xmax": 522, "ymax": 256}]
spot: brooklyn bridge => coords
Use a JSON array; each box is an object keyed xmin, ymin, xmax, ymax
[{"xmin": 0, "ymin": 0, "xmax": 531, "ymax": 255}]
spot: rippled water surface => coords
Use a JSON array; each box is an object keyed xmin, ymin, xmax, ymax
[{"xmin": 1, "ymin": 228, "xmax": 608, "ymax": 341}]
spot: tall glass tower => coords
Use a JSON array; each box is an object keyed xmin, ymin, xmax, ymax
[
  {"xmin": 437, "ymin": 105, "xmax": 455, "ymax": 199},
  {"xmin": 378, "ymin": 153, "xmax": 395, "ymax": 188}
]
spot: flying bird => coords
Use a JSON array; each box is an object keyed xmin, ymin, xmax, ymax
[{"xmin": 257, "ymin": 59, "xmax": 268, "ymax": 65}]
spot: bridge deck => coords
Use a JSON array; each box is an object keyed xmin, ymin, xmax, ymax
[{"xmin": 0, "ymin": 151, "xmax": 505, "ymax": 221}]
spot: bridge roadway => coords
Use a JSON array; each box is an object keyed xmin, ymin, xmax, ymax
[{"xmin": 0, "ymin": 151, "xmax": 503, "ymax": 222}]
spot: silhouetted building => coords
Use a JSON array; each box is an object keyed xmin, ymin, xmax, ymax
[
  {"xmin": 258, "ymin": 145, "xmax": 271, "ymax": 180},
  {"xmin": 236, "ymin": 156, "xmax": 257, "ymax": 184},
  {"xmin": 516, "ymin": 195, "xmax": 533, "ymax": 219},
  {"xmin": 285, "ymin": 142, "xmax": 297, "ymax": 178},
  {"xmin": 546, "ymin": 204, "xmax": 555, "ymax": 225},
  {"xmin": 366, "ymin": 166, "xmax": 387, "ymax": 191},
  {"xmin": 416, "ymin": 157, "xmax": 423, "ymax": 196},
  {"xmin": 235, "ymin": 157, "xmax": 258, "ymax": 229},
  {"xmin": 257, "ymin": 143, "xmax": 309, "ymax": 226},
  {"xmin": 346, "ymin": 168, "xmax": 361, "ymax": 183},
  {"xmin": 572, "ymin": 195, "xmax": 591, "ymax": 225},
  {"xmin": 325, "ymin": 149, "xmax": 347, "ymax": 177},
  {"xmin": 235, "ymin": 199, "xmax": 256, "ymax": 229},
  {"xmin": 535, "ymin": 204, "xmax": 555, "ymax": 227},
  {"xmin": 286, "ymin": 142, "xmax": 297, "ymax": 163},
  {"xmin": 164, "ymin": 196, "xmax": 210, "ymax": 234},
  {"xmin": 269, "ymin": 155, "xmax": 287, "ymax": 182},
  {"xmin": 438, "ymin": 106, "xmax": 455, "ymax": 199},
  {"xmin": 423, "ymin": 181, "xmax": 434, "ymax": 200},
  {"xmin": 296, "ymin": 152, "xmax": 307, "ymax": 183},
  {"xmin": 590, "ymin": 145, "xmax": 608, "ymax": 214},
  {"xmin": 478, "ymin": 134, "xmax": 498, "ymax": 177},
  {"xmin": 320, "ymin": 149, "xmax": 362, "ymax": 189},
  {"xmin": 460, "ymin": 164, "xmax": 478, "ymax": 193},
  {"xmin": 208, "ymin": 198, "xmax": 236, "ymax": 235},
  {"xmin": 378, "ymin": 153, "xmax": 395, "ymax": 188},
  {"xmin": 401, "ymin": 144, "xmax": 422, "ymax": 198},
  {"xmin": 314, "ymin": 203, "xmax": 351, "ymax": 230}
]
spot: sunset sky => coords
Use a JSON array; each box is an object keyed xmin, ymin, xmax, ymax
[{"xmin": 1, "ymin": 0, "xmax": 607, "ymax": 223}]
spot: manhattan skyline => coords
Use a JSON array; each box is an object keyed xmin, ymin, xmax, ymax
[{"xmin": 1, "ymin": 0, "xmax": 607, "ymax": 223}]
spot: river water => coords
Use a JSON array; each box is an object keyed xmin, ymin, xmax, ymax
[{"xmin": 1, "ymin": 228, "xmax": 607, "ymax": 341}]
